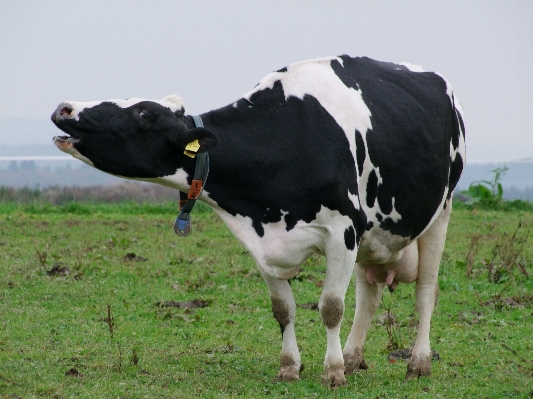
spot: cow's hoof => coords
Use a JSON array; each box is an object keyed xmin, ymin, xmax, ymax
[
  {"xmin": 343, "ymin": 350, "xmax": 368, "ymax": 375},
  {"xmin": 406, "ymin": 354, "xmax": 432, "ymax": 380},
  {"xmin": 276, "ymin": 353, "xmax": 301, "ymax": 382},
  {"xmin": 275, "ymin": 369, "xmax": 300, "ymax": 383},
  {"xmin": 322, "ymin": 364, "xmax": 347, "ymax": 388}
]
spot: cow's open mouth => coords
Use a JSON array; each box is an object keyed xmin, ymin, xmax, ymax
[
  {"xmin": 53, "ymin": 134, "xmax": 81, "ymax": 154},
  {"xmin": 54, "ymin": 135, "xmax": 80, "ymax": 144}
]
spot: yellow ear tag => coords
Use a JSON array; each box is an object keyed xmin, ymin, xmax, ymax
[{"xmin": 184, "ymin": 139, "xmax": 201, "ymax": 158}]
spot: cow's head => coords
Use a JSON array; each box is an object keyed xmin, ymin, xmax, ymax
[{"xmin": 51, "ymin": 95, "xmax": 218, "ymax": 178}]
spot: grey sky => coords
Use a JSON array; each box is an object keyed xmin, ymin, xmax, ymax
[{"xmin": 1, "ymin": 0, "xmax": 532, "ymax": 162}]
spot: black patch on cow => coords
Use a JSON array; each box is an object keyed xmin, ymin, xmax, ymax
[
  {"xmin": 344, "ymin": 226, "xmax": 356, "ymax": 251},
  {"xmin": 284, "ymin": 213, "xmax": 297, "ymax": 231},
  {"xmin": 451, "ymin": 111, "xmax": 460, "ymax": 150},
  {"xmin": 202, "ymin": 79, "xmax": 366, "ymax": 238},
  {"xmin": 366, "ymin": 169, "xmax": 378, "ymax": 207},
  {"xmin": 456, "ymin": 110, "xmax": 465, "ymax": 138},
  {"xmin": 377, "ymin": 184, "xmax": 393, "ymax": 215},
  {"xmin": 376, "ymin": 212, "xmax": 383, "ymax": 222},
  {"xmin": 366, "ymin": 221, "xmax": 374, "ymax": 230},
  {"xmin": 262, "ymin": 208, "xmax": 282, "ymax": 224},
  {"xmin": 252, "ymin": 219, "xmax": 264, "ymax": 237},
  {"xmin": 277, "ymin": 67, "xmax": 288, "ymax": 73},
  {"xmin": 447, "ymin": 153, "xmax": 464, "ymax": 199},
  {"xmin": 331, "ymin": 56, "xmax": 459, "ymax": 239},
  {"xmin": 235, "ymin": 97, "xmax": 253, "ymax": 107},
  {"xmin": 355, "ymin": 130, "xmax": 365, "ymax": 176}
]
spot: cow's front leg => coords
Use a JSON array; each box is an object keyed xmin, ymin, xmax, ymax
[
  {"xmin": 407, "ymin": 201, "xmax": 451, "ymax": 379},
  {"xmin": 319, "ymin": 249, "xmax": 356, "ymax": 387},
  {"xmin": 342, "ymin": 265, "xmax": 385, "ymax": 375},
  {"xmin": 261, "ymin": 272, "xmax": 302, "ymax": 382}
]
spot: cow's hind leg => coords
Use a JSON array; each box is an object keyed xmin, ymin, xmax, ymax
[
  {"xmin": 261, "ymin": 273, "xmax": 302, "ymax": 382},
  {"xmin": 342, "ymin": 265, "xmax": 385, "ymax": 375},
  {"xmin": 407, "ymin": 200, "xmax": 451, "ymax": 379}
]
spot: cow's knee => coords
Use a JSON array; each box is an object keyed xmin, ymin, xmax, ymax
[{"xmin": 320, "ymin": 293, "xmax": 344, "ymax": 329}]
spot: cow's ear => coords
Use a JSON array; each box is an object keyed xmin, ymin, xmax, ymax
[{"xmin": 180, "ymin": 127, "xmax": 219, "ymax": 152}]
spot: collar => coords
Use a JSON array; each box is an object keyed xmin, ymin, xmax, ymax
[{"xmin": 174, "ymin": 115, "xmax": 209, "ymax": 237}]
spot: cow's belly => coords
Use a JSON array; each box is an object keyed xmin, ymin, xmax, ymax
[
  {"xmin": 216, "ymin": 206, "xmax": 356, "ymax": 280},
  {"xmin": 216, "ymin": 210, "xmax": 325, "ymax": 280}
]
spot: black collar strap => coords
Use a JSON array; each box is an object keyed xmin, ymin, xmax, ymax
[{"xmin": 174, "ymin": 115, "xmax": 210, "ymax": 237}]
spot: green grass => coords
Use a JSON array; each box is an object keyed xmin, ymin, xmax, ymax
[{"xmin": 1, "ymin": 203, "xmax": 532, "ymax": 398}]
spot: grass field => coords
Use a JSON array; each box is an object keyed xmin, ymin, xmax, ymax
[{"xmin": 1, "ymin": 202, "xmax": 532, "ymax": 398}]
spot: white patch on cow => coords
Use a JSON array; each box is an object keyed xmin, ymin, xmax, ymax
[
  {"xmin": 400, "ymin": 62, "xmax": 425, "ymax": 73},
  {"xmin": 160, "ymin": 94, "xmax": 185, "ymax": 109},
  {"xmin": 59, "ymin": 100, "xmax": 102, "ymax": 121},
  {"xmin": 146, "ymin": 168, "xmax": 191, "ymax": 191},
  {"xmin": 244, "ymin": 57, "xmax": 373, "ymax": 161},
  {"xmin": 215, "ymin": 204, "xmax": 354, "ymax": 280},
  {"xmin": 348, "ymin": 191, "xmax": 360, "ymax": 210},
  {"xmin": 454, "ymin": 96, "xmax": 465, "ymax": 119},
  {"xmin": 386, "ymin": 198, "xmax": 402, "ymax": 223},
  {"xmin": 140, "ymin": 168, "xmax": 221, "ymax": 209},
  {"xmin": 358, "ymin": 162, "xmax": 395, "ymax": 225},
  {"xmin": 232, "ymin": 102, "xmax": 238, "ymax": 108},
  {"xmin": 63, "ymin": 95, "xmax": 184, "ymax": 121}
]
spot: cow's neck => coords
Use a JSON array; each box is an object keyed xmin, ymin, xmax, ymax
[{"xmin": 189, "ymin": 102, "xmax": 295, "ymax": 217}]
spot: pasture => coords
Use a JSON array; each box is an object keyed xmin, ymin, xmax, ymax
[{"xmin": 1, "ymin": 201, "xmax": 532, "ymax": 398}]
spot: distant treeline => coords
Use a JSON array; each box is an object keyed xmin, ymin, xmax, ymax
[
  {"xmin": 1, "ymin": 181, "xmax": 532, "ymax": 210},
  {"xmin": 0, "ymin": 183, "xmax": 179, "ymax": 205},
  {"xmin": 0, "ymin": 162, "xmax": 124, "ymax": 187}
]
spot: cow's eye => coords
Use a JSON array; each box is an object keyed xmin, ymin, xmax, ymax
[{"xmin": 140, "ymin": 111, "xmax": 148, "ymax": 119}]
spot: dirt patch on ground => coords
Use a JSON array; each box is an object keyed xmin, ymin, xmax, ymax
[
  {"xmin": 389, "ymin": 348, "xmax": 440, "ymax": 362},
  {"xmin": 298, "ymin": 302, "xmax": 319, "ymax": 310},
  {"xmin": 65, "ymin": 220, "xmax": 81, "ymax": 227},
  {"xmin": 65, "ymin": 367, "xmax": 83, "ymax": 377},
  {"xmin": 156, "ymin": 299, "xmax": 209, "ymax": 309},
  {"xmin": 481, "ymin": 294, "xmax": 533, "ymax": 308},
  {"xmin": 46, "ymin": 264, "xmax": 70, "ymax": 277},
  {"xmin": 123, "ymin": 253, "xmax": 147, "ymax": 262}
]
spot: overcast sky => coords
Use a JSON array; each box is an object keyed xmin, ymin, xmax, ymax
[{"xmin": 1, "ymin": 0, "xmax": 532, "ymax": 162}]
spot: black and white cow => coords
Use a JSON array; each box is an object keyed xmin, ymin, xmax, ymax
[{"xmin": 51, "ymin": 55, "xmax": 465, "ymax": 386}]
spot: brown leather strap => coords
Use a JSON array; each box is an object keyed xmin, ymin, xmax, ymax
[{"xmin": 188, "ymin": 179, "xmax": 203, "ymax": 200}]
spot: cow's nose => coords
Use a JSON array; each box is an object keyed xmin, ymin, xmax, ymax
[{"xmin": 51, "ymin": 102, "xmax": 74, "ymax": 122}]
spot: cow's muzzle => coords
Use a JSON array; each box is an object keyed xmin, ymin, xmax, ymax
[{"xmin": 51, "ymin": 102, "xmax": 75, "ymax": 123}]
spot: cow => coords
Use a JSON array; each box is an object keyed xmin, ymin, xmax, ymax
[{"xmin": 51, "ymin": 55, "xmax": 465, "ymax": 387}]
